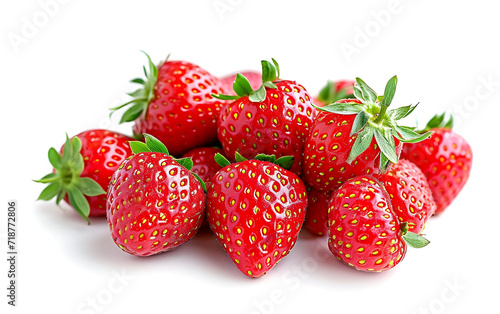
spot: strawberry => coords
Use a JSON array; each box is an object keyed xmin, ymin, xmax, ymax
[
  {"xmin": 401, "ymin": 114, "xmax": 473, "ymax": 214},
  {"xmin": 303, "ymin": 184, "xmax": 332, "ymax": 236},
  {"xmin": 376, "ymin": 159, "xmax": 436, "ymax": 234},
  {"xmin": 220, "ymin": 71, "xmax": 262, "ymax": 95},
  {"xmin": 112, "ymin": 52, "xmax": 228, "ymax": 156},
  {"xmin": 35, "ymin": 129, "xmax": 134, "ymax": 222},
  {"xmin": 182, "ymin": 147, "xmax": 226, "ymax": 184},
  {"xmin": 106, "ymin": 134, "xmax": 206, "ymax": 257},
  {"xmin": 328, "ymin": 175, "xmax": 429, "ymax": 272},
  {"xmin": 303, "ymin": 76, "xmax": 432, "ymax": 192},
  {"xmin": 206, "ymin": 153, "xmax": 307, "ymax": 277},
  {"xmin": 214, "ymin": 59, "xmax": 316, "ymax": 176},
  {"xmin": 315, "ymin": 79, "xmax": 355, "ymax": 106}
]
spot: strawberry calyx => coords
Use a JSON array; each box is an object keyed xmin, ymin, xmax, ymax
[
  {"xmin": 110, "ymin": 51, "xmax": 161, "ymax": 123},
  {"xmin": 317, "ymin": 80, "xmax": 355, "ymax": 105},
  {"xmin": 316, "ymin": 76, "xmax": 433, "ymax": 172},
  {"xmin": 214, "ymin": 152, "xmax": 295, "ymax": 171},
  {"xmin": 418, "ymin": 113, "xmax": 454, "ymax": 132},
  {"xmin": 129, "ymin": 133, "xmax": 207, "ymax": 193},
  {"xmin": 35, "ymin": 134, "xmax": 106, "ymax": 224},
  {"xmin": 400, "ymin": 222, "xmax": 430, "ymax": 248},
  {"xmin": 212, "ymin": 59, "xmax": 280, "ymax": 103}
]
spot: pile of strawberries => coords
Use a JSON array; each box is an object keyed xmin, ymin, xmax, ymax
[{"xmin": 36, "ymin": 52, "xmax": 473, "ymax": 277}]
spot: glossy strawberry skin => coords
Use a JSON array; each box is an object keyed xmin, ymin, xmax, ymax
[
  {"xmin": 106, "ymin": 152, "xmax": 205, "ymax": 256},
  {"xmin": 304, "ymin": 185, "xmax": 332, "ymax": 236},
  {"xmin": 401, "ymin": 128, "xmax": 472, "ymax": 214},
  {"xmin": 376, "ymin": 159, "xmax": 436, "ymax": 234},
  {"xmin": 217, "ymin": 80, "xmax": 315, "ymax": 176},
  {"xmin": 182, "ymin": 147, "xmax": 226, "ymax": 184},
  {"xmin": 220, "ymin": 71, "xmax": 262, "ymax": 95},
  {"xmin": 303, "ymin": 99, "xmax": 402, "ymax": 192},
  {"xmin": 328, "ymin": 176, "xmax": 406, "ymax": 272},
  {"xmin": 206, "ymin": 160, "xmax": 307, "ymax": 277},
  {"xmin": 133, "ymin": 60, "xmax": 227, "ymax": 156},
  {"xmin": 61, "ymin": 129, "xmax": 134, "ymax": 216}
]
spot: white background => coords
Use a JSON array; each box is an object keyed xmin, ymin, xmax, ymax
[{"xmin": 1, "ymin": 1, "xmax": 499, "ymax": 313}]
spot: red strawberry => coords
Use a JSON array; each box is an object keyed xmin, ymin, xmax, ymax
[
  {"xmin": 303, "ymin": 76, "xmax": 432, "ymax": 192},
  {"xmin": 206, "ymin": 153, "xmax": 307, "ymax": 277},
  {"xmin": 106, "ymin": 134, "xmax": 206, "ymax": 256},
  {"xmin": 316, "ymin": 79, "xmax": 355, "ymax": 106},
  {"xmin": 376, "ymin": 159, "xmax": 436, "ymax": 234},
  {"xmin": 328, "ymin": 175, "xmax": 429, "ymax": 272},
  {"xmin": 182, "ymin": 147, "xmax": 226, "ymax": 184},
  {"xmin": 401, "ymin": 114, "xmax": 473, "ymax": 214},
  {"xmin": 215, "ymin": 59, "xmax": 316, "ymax": 176},
  {"xmin": 36, "ymin": 129, "xmax": 134, "ymax": 222},
  {"xmin": 112, "ymin": 52, "xmax": 228, "ymax": 156},
  {"xmin": 220, "ymin": 71, "xmax": 262, "ymax": 95},
  {"xmin": 304, "ymin": 184, "xmax": 332, "ymax": 236}
]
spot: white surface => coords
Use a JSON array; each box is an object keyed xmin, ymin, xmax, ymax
[{"xmin": 1, "ymin": 1, "xmax": 499, "ymax": 313}]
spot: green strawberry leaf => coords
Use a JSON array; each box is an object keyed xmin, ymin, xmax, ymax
[
  {"xmin": 317, "ymin": 80, "xmax": 335, "ymax": 105},
  {"xmin": 389, "ymin": 103, "xmax": 418, "ymax": 121},
  {"xmin": 175, "ymin": 157, "xmax": 194, "ymax": 171},
  {"xmin": 263, "ymin": 81, "xmax": 278, "ymax": 89},
  {"xmin": 402, "ymin": 231, "xmax": 430, "ymax": 248},
  {"xmin": 395, "ymin": 125, "xmax": 433, "ymax": 143},
  {"xmin": 354, "ymin": 77, "xmax": 378, "ymax": 104},
  {"xmin": 425, "ymin": 113, "xmax": 446, "ymax": 130},
  {"xmin": 275, "ymin": 156, "xmax": 295, "ymax": 171},
  {"xmin": 234, "ymin": 152, "xmax": 248, "ymax": 163},
  {"xmin": 374, "ymin": 129, "xmax": 398, "ymax": 164},
  {"xmin": 261, "ymin": 60, "xmax": 278, "ymax": 83},
  {"xmin": 37, "ymin": 181, "xmax": 62, "ymax": 201},
  {"xmin": 271, "ymin": 58, "xmax": 280, "ymax": 79},
  {"xmin": 76, "ymin": 177, "xmax": 106, "ymax": 196},
  {"xmin": 319, "ymin": 102, "xmax": 365, "ymax": 114},
  {"xmin": 379, "ymin": 152, "xmax": 391, "ymax": 173},
  {"xmin": 233, "ymin": 73, "xmax": 254, "ymax": 97},
  {"xmin": 61, "ymin": 134, "xmax": 72, "ymax": 164},
  {"xmin": 67, "ymin": 187, "xmax": 90, "ymax": 224},
  {"xmin": 48, "ymin": 147, "xmax": 62, "ymax": 169},
  {"xmin": 34, "ymin": 172, "xmax": 58, "ymax": 183},
  {"xmin": 347, "ymin": 127, "xmax": 374, "ymax": 163},
  {"xmin": 120, "ymin": 102, "xmax": 146, "ymax": 123},
  {"xmin": 211, "ymin": 93, "xmax": 240, "ymax": 100},
  {"xmin": 214, "ymin": 153, "xmax": 231, "ymax": 167},
  {"xmin": 350, "ymin": 111, "xmax": 370, "ymax": 136},
  {"xmin": 111, "ymin": 51, "xmax": 159, "ymax": 124},
  {"xmin": 254, "ymin": 154, "xmax": 277, "ymax": 164},
  {"xmin": 379, "ymin": 75, "xmax": 397, "ymax": 108},
  {"xmin": 191, "ymin": 172, "xmax": 207, "ymax": 193},
  {"xmin": 249, "ymin": 85, "xmax": 267, "ymax": 102},
  {"xmin": 129, "ymin": 141, "xmax": 150, "ymax": 154},
  {"xmin": 143, "ymin": 133, "xmax": 169, "ymax": 154},
  {"xmin": 444, "ymin": 115, "xmax": 454, "ymax": 129},
  {"xmin": 130, "ymin": 78, "xmax": 145, "ymax": 85}
]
